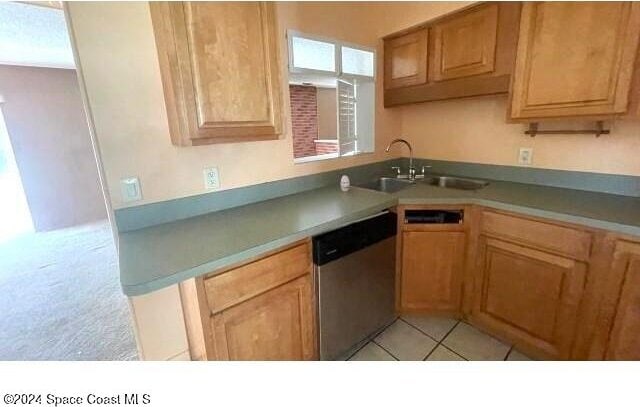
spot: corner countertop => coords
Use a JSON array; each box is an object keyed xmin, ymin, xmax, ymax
[
  {"xmin": 118, "ymin": 186, "xmax": 397, "ymax": 296},
  {"xmin": 394, "ymin": 178, "xmax": 640, "ymax": 235},
  {"xmin": 118, "ymin": 176, "xmax": 640, "ymax": 297}
]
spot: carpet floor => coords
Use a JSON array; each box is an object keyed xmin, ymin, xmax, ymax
[{"xmin": 0, "ymin": 220, "xmax": 138, "ymax": 360}]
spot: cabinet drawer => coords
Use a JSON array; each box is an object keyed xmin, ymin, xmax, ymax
[
  {"xmin": 480, "ymin": 211, "xmax": 592, "ymax": 261},
  {"xmin": 203, "ymin": 241, "xmax": 312, "ymax": 314}
]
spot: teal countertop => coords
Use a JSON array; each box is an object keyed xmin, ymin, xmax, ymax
[
  {"xmin": 118, "ymin": 186, "xmax": 397, "ymax": 296},
  {"xmin": 394, "ymin": 179, "xmax": 640, "ymax": 235},
  {"xmin": 118, "ymin": 177, "xmax": 640, "ymax": 296}
]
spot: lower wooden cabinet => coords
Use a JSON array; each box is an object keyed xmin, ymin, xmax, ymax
[
  {"xmin": 397, "ymin": 206, "xmax": 468, "ymax": 315},
  {"xmin": 180, "ymin": 240, "xmax": 317, "ymax": 361},
  {"xmin": 176, "ymin": 206, "xmax": 640, "ymax": 361},
  {"xmin": 211, "ymin": 275, "xmax": 315, "ymax": 361},
  {"xmin": 399, "ymin": 206, "xmax": 640, "ymax": 361},
  {"xmin": 589, "ymin": 240, "xmax": 640, "ymax": 360},
  {"xmin": 400, "ymin": 230, "xmax": 465, "ymax": 313},
  {"xmin": 470, "ymin": 237, "xmax": 588, "ymax": 360}
]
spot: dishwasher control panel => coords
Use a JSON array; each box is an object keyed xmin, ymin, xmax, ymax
[{"xmin": 312, "ymin": 211, "xmax": 397, "ymax": 266}]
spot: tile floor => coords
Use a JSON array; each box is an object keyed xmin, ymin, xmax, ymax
[{"xmin": 348, "ymin": 316, "xmax": 534, "ymax": 361}]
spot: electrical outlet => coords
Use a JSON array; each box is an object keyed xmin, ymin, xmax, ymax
[
  {"xmin": 518, "ymin": 147, "xmax": 533, "ymax": 165},
  {"xmin": 121, "ymin": 177, "xmax": 142, "ymax": 202},
  {"xmin": 203, "ymin": 167, "xmax": 220, "ymax": 190}
]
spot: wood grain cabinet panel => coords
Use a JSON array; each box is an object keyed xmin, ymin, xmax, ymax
[
  {"xmin": 180, "ymin": 240, "xmax": 316, "ymax": 361},
  {"xmin": 150, "ymin": 2, "xmax": 283, "ymax": 146},
  {"xmin": 211, "ymin": 275, "xmax": 316, "ymax": 361},
  {"xmin": 481, "ymin": 211, "xmax": 593, "ymax": 261},
  {"xmin": 384, "ymin": 2, "xmax": 521, "ymax": 107},
  {"xmin": 589, "ymin": 240, "xmax": 640, "ymax": 360},
  {"xmin": 384, "ymin": 28, "xmax": 428, "ymax": 89},
  {"xmin": 203, "ymin": 242, "xmax": 311, "ymax": 314},
  {"xmin": 471, "ymin": 238, "xmax": 587, "ymax": 360},
  {"xmin": 431, "ymin": 3, "xmax": 498, "ymax": 81},
  {"xmin": 400, "ymin": 231, "xmax": 466, "ymax": 313},
  {"xmin": 510, "ymin": 2, "xmax": 640, "ymax": 119}
]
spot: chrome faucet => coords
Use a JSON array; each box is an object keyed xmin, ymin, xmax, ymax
[{"xmin": 385, "ymin": 138, "xmax": 416, "ymax": 181}]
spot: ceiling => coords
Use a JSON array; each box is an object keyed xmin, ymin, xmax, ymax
[{"xmin": 0, "ymin": 2, "xmax": 74, "ymax": 69}]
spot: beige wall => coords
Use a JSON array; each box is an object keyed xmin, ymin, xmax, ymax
[
  {"xmin": 317, "ymin": 87, "xmax": 337, "ymax": 140},
  {"xmin": 401, "ymin": 96, "xmax": 640, "ymax": 176},
  {"xmin": 0, "ymin": 65, "xmax": 106, "ymax": 231},
  {"xmin": 66, "ymin": 1, "xmax": 404, "ymax": 210},
  {"xmin": 127, "ymin": 285, "xmax": 190, "ymax": 361}
]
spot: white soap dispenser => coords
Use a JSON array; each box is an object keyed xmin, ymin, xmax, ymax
[{"xmin": 340, "ymin": 175, "xmax": 351, "ymax": 192}]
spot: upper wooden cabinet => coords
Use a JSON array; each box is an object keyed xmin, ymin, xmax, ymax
[
  {"xmin": 510, "ymin": 2, "xmax": 640, "ymax": 120},
  {"xmin": 150, "ymin": 2, "xmax": 283, "ymax": 146},
  {"xmin": 383, "ymin": 2, "xmax": 521, "ymax": 107},
  {"xmin": 430, "ymin": 4, "xmax": 498, "ymax": 82},
  {"xmin": 384, "ymin": 28, "xmax": 428, "ymax": 90}
]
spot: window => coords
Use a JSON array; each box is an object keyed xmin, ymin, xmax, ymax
[
  {"xmin": 341, "ymin": 46, "xmax": 375, "ymax": 77},
  {"xmin": 288, "ymin": 31, "xmax": 375, "ymax": 163},
  {"xmin": 290, "ymin": 36, "xmax": 336, "ymax": 73}
]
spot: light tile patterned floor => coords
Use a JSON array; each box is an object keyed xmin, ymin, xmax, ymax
[{"xmin": 348, "ymin": 316, "xmax": 534, "ymax": 361}]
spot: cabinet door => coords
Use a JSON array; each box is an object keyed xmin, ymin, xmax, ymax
[
  {"xmin": 471, "ymin": 238, "xmax": 587, "ymax": 360},
  {"xmin": 510, "ymin": 2, "xmax": 640, "ymax": 119},
  {"xmin": 211, "ymin": 275, "xmax": 316, "ymax": 361},
  {"xmin": 151, "ymin": 2, "xmax": 283, "ymax": 146},
  {"xmin": 384, "ymin": 28, "xmax": 428, "ymax": 89},
  {"xmin": 400, "ymin": 231, "xmax": 465, "ymax": 313},
  {"xmin": 430, "ymin": 3, "xmax": 498, "ymax": 82},
  {"xmin": 596, "ymin": 241, "xmax": 640, "ymax": 360}
]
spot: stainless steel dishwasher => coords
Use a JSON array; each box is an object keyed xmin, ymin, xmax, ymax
[{"xmin": 313, "ymin": 211, "xmax": 397, "ymax": 360}]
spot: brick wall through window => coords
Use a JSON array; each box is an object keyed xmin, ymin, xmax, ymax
[{"xmin": 289, "ymin": 85, "xmax": 319, "ymax": 159}]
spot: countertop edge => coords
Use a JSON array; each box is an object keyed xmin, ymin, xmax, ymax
[
  {"xmin": 121, "ymin": 189, "xmax": 640, "ymax": 297},
  {"xmin": 121, "ymin": 197, "xmax": 397, "ymax": 296},
  {"xmin": 396, "ymin": 196, "xmax": 640, "ymax": 237}
]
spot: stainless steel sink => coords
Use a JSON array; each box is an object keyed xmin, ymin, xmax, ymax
[
  {"xmin": 422, "ymin": 176, "xmax": 489, "ymax": 190},
  {"xmin": 358, "ymin": 177, "xmax": 414, "ymax": 193}
]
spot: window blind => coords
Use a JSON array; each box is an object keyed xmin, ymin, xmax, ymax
[{"xmin": 338, "ymin": 79, "xmax": 356, "ymax": 156}]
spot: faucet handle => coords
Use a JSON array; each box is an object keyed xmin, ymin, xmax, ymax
[
  {"xmin": 391, "ymin": 166, "xmax": 401, "ymax": 176},
  {"xmin": 414, "ymin": 165, "xmax": 432, "ymax": 180}
]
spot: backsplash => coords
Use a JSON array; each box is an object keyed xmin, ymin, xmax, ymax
[
  {"xmin": 115, "ymin": 156, "xmax": 640, "ymax": 232},
  {"xmin": 114, "ymin": 158, "xmax": 403, "ymax": 232},
  {"xmin": 410, "ymin": 158, "xmax": 640, "ymax": 198}
]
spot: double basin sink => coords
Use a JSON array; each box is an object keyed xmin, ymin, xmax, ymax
[{"xmin": 359, "ymin": 175, "xmax": 489, "ymax": 193}]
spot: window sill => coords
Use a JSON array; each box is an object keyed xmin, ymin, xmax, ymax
[
  {"xmin": 293, "ymin": 150, "xmax": 375, "ymax": 165},
  {"xmin": 293, "ymin": 152, "xmax": 339, "ymax": 164}
]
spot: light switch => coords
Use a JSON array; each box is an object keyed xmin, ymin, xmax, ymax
[
  {"xmin": 121, "ymin": 177, "xmax": 142, "ymax": 202},
  {"xmin": 203, "ymin": 167, "xmax": 220, "ymax": 190},
  {"xmin": 518, "ymin": 147, "xmax": 533, "ymax": 165}
]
